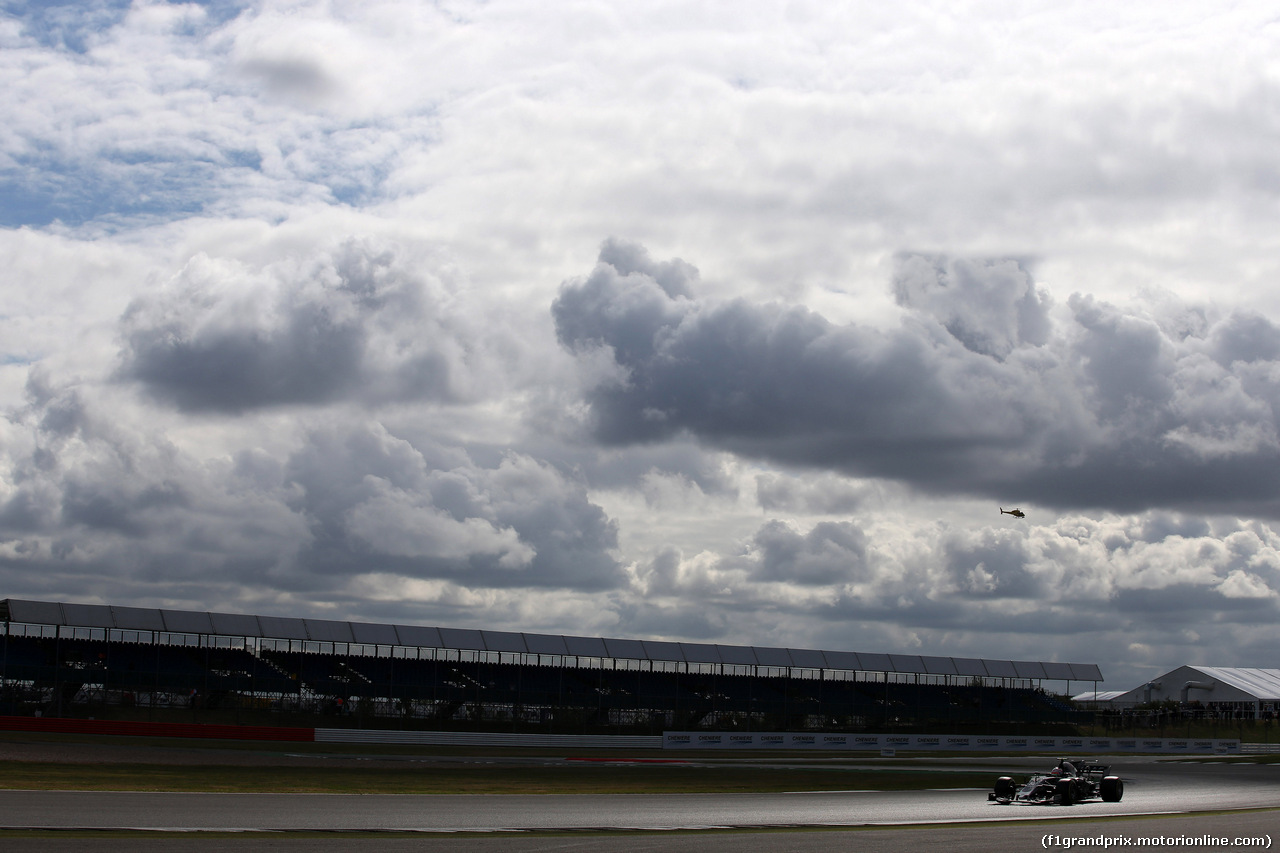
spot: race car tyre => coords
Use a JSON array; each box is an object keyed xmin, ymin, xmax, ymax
[
  {"xmin": 1101, "ymin": 776, "xmax": 1124, "ymax": 802},
  {"xmin": 1055, "ymin": 779, "xmax": 1075, "ymax": 805},
  {"xmin": 994, "ymin": 776, "xmax": 1015, "ymax": 803}
]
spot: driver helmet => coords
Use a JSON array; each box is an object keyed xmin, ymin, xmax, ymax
[{"xmin": 1050, "ymin": 766, "xmax": 1063, "ymax": 775}]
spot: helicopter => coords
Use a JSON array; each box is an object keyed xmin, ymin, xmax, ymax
[{"xmin": 999, "ymin": 507, "xmax": 1025, "ymax": 518}]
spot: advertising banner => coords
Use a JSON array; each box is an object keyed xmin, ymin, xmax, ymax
[{"xmin": 661, "ymin": 732, "xmax": 1239, "ymax": 753}]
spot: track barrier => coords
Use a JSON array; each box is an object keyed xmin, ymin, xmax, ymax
[
  {"xmin": 0, "ymin": 716, "xmax": 1248, "ymax": 753},
  {"xmin": 661, "ymin": 732, "xmax": 1241, "ymax": 753}
]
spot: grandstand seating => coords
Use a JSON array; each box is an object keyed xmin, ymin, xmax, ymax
[{"xmin": 1, "ymin": 631, "xmax": 1087, "ymax": 730}]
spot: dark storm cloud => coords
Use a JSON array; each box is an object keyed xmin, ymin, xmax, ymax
[
  {"xmin": 554, "ymin": 240, "xmax": 1280, "ymax": 515},
  {"xmin": 118, "ymin": 239, "xmax": 458, "ymax": 412}
]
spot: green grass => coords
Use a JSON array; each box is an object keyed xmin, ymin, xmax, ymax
[{"xmin": 0, "ymin": 730, "xmax": 1080, "ymax": 794}]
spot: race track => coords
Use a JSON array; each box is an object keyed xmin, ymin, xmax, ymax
[{"xmin": 2, "ymin": 757, "xmax": 1276, "ymax": 833}]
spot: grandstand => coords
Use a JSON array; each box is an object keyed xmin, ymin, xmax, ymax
[{"xmin": 1, "ymin": 598, "xmax": 1102, "ymax": 733}]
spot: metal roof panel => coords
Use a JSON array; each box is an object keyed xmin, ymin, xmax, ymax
[
  {"xmin": 257, "ymin": 615, "xmax": 308, "ymax": 641},
  {"xmin": 109, "ymin": 605, "xmax": 166, "ymax": 632},
  {"xmin": 951, "ymin": 658, "xmax": 988, "ymax": 677},
  {"xmin": 641, "ymin": 640, "xmax": 684, "ymax": 662},
  {"xmin": 889, "ymin": 654, "xmax": 925, "ymax": 673},
  {"xmin": 208, "ymin": 612, "xmax": 261, "ymax": 637},
  {"xmin": 1041, "ymin": 662, "xmax": 1075, "ymax": 680},
  {"xmin": 481, "ymin": 630, "xmax": 527, "ymax": 653},
  {"xmin": 984, "ymin": 660, "xmax": 1018, "ymax": 678},
  {"xmin": 857, "ymin": 652, "xmax": 893, "ymax": 671},
  {"xmin": 921, "ymin": 656, "xmax": 958, "ymax": 675},
  {"xmin": 304, "ymin": 619, "xmax": 355, "ymax": 643},
  {"xmin": 438, "ymin": 628, "xmax": 485, "ymax": 651},
  {"xmin": 1013, "ymin": 660, "xmax": 1048, "ymax": 679},
  {"xmin": 602, "ymin": 638, "xmax": 647, "ymax": 660},
  {"xmin": 819, "ymin": 650, "xmax": 858, "ymax": 670},
  {"xmin": 523, "ymin": 634, "xmax": 570, "ymax": 655},
  {"xmin": 1069, "ymin": 663, "xmax": 1104, "ymax": 681},
  {"xmin": 563, "ymin": 635, "xmax": 607, "ymax": 657},
  {"xmin": 680, "ymin": 643, "xmax": 721, "ymax": 664},
  {"xmin": 60, "ymin": 603, "xmax": 114, "ymax": 629},
  {"xmin": 161, "ymin": 609, "xmax": 213, "ymax": 634},
  {"xmin": 350, "ymin": 621, "xmax": 399, "ymax": 645},
  {"xmin": 717, "ymin": 645, "xmax": 757, "ymax": 666},
  {"xmin": 752, "ymin": 646, "xmax": 792, "ymax": 667},
  {"xmin": 2, "ymin": 599, "xmax": 65, "ymax": 625},
  {"xmin": 393, "ymin": 625, "xmax": 443, "ymax": 648}
]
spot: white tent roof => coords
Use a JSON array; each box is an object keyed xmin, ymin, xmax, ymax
[
  {"xmin": 1072, "ymin": 690, "xmax": 1128, "ymax": 703},
  {"xmin": 1189, "ymin": 667, "xmax": 1280, "ymax": 701},
  {"xmin": 1109, "ymin": 665, "xmax": 1280, "ymax": 705}
]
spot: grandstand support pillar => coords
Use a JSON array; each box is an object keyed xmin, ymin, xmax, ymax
[
  {"xmin": 784, "ymin": 667, "xmax": 790, "ymax": 727},
  {"xmin": 914, "ymin": 671, "xmax": 920, "ymax": 727},
  {"xmin": 514, "ymin": 665, "xmax": 522, "ymax": 734},
  {"xmin": 54, "ymin": 624, "xmax": 61, "ymax": 718}
]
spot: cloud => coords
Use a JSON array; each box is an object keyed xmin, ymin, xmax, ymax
[
  {"xmin": 743, "ymin": 519, "xmax": 871, "ymax": 586},
  {"xmin": 0, "ymin": 372, "xmax": 313, "ymax": 602},
  {"xmin": 754, "ymin": 471, "xmax": 878, "ymax": 515},
  {"xmin": 893, "ymin": 254, "xmax": 1052, "ymax": 359},
  {"xmin": 619, "ymin": 509, "xmax": 1280, "ymax": 678},
  {"xmin": 117, "ymin": 238, "xmax": 469, "ymax": 412},
  {"xmin": 555, "ymin": 240, "xmax": 1280, "ymax": 515},
  {"xmin": 0, "ymin": 375, "xmax": 625, "ymax": 604},
  {"xmin": 278, "ymin": 421, "xmax": 626, "ymax": 591},
  {"xmin": 941, "ymin": 528, "xmax": 1044, "ymax": 599}
]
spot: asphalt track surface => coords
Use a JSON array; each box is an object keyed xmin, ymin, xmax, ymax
[{"xmin": 1, "ymin": 755, "xmax": 1277, "ymax": 851}]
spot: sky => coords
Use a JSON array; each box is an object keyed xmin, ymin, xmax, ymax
[{"xmin": 3, "ymin": 0, "xmax": 1280, "ymax": 691}]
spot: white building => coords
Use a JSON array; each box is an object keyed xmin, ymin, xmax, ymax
[{"xmin": 1075, "ymin": 666, "xmax": 1280, "ymax": 716}]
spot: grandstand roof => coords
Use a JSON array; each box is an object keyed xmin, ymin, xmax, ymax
[{"xmin": 1, "ymin": 598, "xmax": 1104, "ymax": 682}]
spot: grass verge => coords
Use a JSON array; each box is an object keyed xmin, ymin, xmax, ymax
[{"xmin": 0, "ymin": 760, "xmax": 995, "ymax": 795}]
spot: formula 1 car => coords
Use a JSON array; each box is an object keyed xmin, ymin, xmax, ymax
[{"xmin": 987, "ymin": 759, "xmax": 1124, "ymax": 805}]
